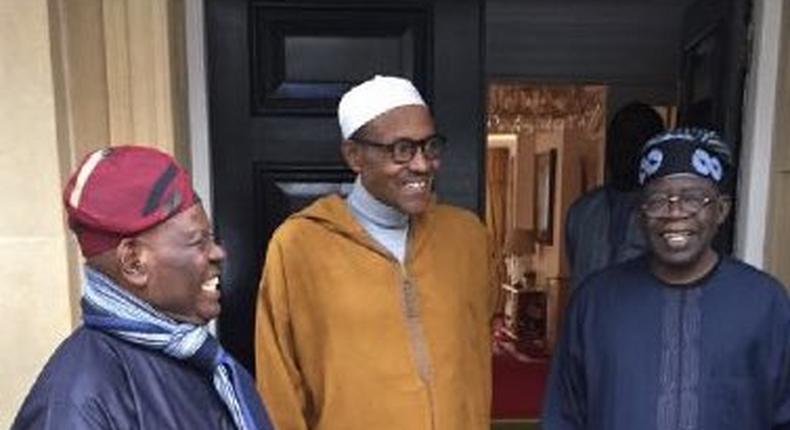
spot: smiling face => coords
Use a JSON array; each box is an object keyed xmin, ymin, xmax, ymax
[
  {"xmin": 342, "ymin": 105, "xmax": 440, "ymax": 215},
  {"xmin": 131, "ymin": 204, "xmax": 226, "ymax": 324},
  {"xmin": 640, "ymin": 174, "xmax": 730, "ymax": 284}
]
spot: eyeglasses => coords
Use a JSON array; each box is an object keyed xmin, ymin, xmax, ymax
[
  {"xmin": 641, "ymin": 191, "xmax": 715, "ymax": 218},
  {"xmin": 353, "ymin": 134, "xmax": 447, "ymax": 164}
]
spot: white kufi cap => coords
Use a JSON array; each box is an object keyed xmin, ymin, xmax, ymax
[{"xmin": 337, "ymin": 75, "xmax": 426, "ymax": 139}]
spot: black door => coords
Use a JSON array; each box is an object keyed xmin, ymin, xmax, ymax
[
  {"xmin": 677, "ymin": 0, "xmax": 751, "ymax": 252},
  {"xmin": 678, "ymin": 0, "xmax": 750, "ymax": 142},
  {"xmin": 205, "ymin": 0, "xmax": 485, "ymax": 372}
]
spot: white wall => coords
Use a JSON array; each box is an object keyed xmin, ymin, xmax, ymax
[{"xmin": 735, "ymin": 0, "xmax": 784, "ymax": 266}]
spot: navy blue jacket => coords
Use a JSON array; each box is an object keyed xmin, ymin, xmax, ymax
[
  {"xmin": 13, "ymin": 327, "xmax": 236, "ymax": 429},
  {"xmin": 543, "ymin": 257, "xmax": 790, "ymax": 430}
]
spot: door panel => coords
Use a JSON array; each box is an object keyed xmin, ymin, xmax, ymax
[
  {"xmin": 205, "ymin": 0, "xmax": 484, "ymax": 372},
  {"xmin": 250, "ymin": 4, "xmax": 431, "ymax": 115},
  {"xmin": 678, "ymin": 0, "xmax": 750, "ymax": 144},
  {"xmin": 678, "ymin": 0, "xmax": 750, "ymax": 253}
]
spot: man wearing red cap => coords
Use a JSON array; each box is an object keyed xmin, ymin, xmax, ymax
[
  {"xmin": 255, "ymin": 76, "xmax": 499, "ymax": 429},
  {"xmin": 13, "ymin": 146, "xmax": 273, "ymax": 430}
]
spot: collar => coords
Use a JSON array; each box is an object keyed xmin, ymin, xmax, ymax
[{"xmin": 346, "ymin": 176, "xmax": 409, "ymax": 229}]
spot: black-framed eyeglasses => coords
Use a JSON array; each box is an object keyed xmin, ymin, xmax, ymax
[
  {"xmin": 353, "ymin": 134, "xmax": 447, "ymax": 164},
  {"xmin": 641, "ymin": 191, "xmax": 715, "ymax": 218}
]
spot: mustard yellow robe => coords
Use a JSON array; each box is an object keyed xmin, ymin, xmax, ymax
[{"xmin": 255, "ymin": 195, "xmax": 497, "ymax": 429}]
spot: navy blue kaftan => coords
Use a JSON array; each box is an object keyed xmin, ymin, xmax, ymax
[
  {"xmin": 543, "ymin": 257, "xmax": 790, "ymax": 430},
  {"xmin": 13, "ymin": 327, "xmax": 238, "ymax": 429}
]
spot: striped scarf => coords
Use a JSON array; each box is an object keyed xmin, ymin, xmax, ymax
[{"xmin": 81, "ymin": 267, "xmax": 272, "ymax": 430}]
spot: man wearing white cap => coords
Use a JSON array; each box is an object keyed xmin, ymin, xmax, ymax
[{"xmin": 254, "ymin": 75, "xmax": 498, "ymax": 429}]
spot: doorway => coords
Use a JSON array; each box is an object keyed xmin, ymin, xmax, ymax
[
  {"xmin": 485, "ymin": 0, "xmax": 750, "ymax": 424},
  {"xmin": 485, "ymin": 83, "xmax": 607, "ymax": 421},
  {"xmin": 200, "ymin": 0, "xmax": 751, "ymax": 426}
]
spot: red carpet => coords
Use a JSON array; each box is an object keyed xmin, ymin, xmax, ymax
[{"xmin": 492, "ymin": 354, "xmax": 550, "ymax": 419}]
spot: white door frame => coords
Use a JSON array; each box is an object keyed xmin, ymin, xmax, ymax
[{"xmin": 734, "ymin": 0, "xmax": 783, "ymax": 267}]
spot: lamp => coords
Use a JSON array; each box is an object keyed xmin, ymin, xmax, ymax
[
  {"xmin": 501, "ymin": 228, "xmax": 546, "ymax": 356},
  {"xmin": 503, "ymin": 228, "xmax": 535, "ymax": 287}
]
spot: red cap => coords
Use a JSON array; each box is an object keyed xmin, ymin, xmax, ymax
[{"xmin": 63, "ymin": 146, "xmax": 198, "ymax": 257}]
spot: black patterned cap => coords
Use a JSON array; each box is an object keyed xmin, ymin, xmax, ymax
[{"xmin": 637, "ymin": 127, "xmax": 733, "ymax": 189}]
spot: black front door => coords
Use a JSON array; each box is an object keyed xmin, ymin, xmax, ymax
[
  {"xmin": 205, "ymin": 0, "xmax": 485, "ymax": 372},
  {"xmin": 678, "ymin": 0, "xmax": 750, "ymax": 144},
  {"xmin": 678, "ymin": 0, "xmax": 750, "ymax": 254}
]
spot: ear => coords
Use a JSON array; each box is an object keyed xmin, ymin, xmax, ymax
[
  {"xmin": 715, "ymin": 195, "xmax": 732, "ymax": 225},
  {"xmin": 117, "ymin": 238, "xmax": 148, "ymax": 289},
  {"xmin": 341, "ymin": 139, "xmax": 364, "ymax": 174}
]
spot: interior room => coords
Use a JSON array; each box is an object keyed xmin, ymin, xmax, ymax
[
  {"xmin": 484, "ymin": 0, "xmax": 726, "ymax": 427},
  {"xmin": 485, "ymin": 83, "xmax": 607, "ymax": 424}
]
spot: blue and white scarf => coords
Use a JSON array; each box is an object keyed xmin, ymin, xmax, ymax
[{"xmin": 81, "ymin": 267, "xmax": 273, "ymax": 430}]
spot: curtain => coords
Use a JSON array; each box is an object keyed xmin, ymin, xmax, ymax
[{"xmin": 486, "ymin": 147, "xmax": 510, "ymax": 252}]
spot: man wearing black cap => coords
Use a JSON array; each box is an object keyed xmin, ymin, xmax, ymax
[
  {"xmin": 543, "ymin": 128, "xmax": 790, "ymax": 429},
  {"xmin": 13, "ymin": 146, "xmax": 272, "ymax": 430},
  {"xmin": 565, "ymin": 102, "xmax": 665, "ymax": 288}
]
